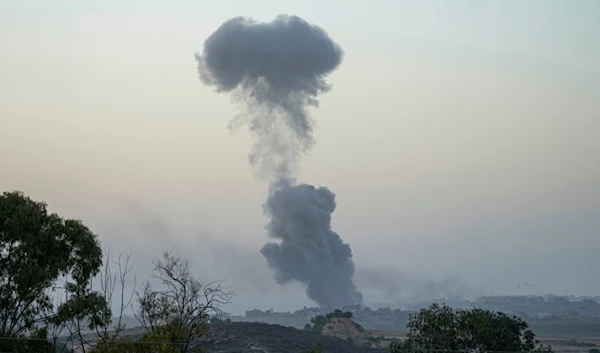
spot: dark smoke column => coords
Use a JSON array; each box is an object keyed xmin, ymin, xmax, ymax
[
  {"xmin": 261, "ymin": 182, "xmax": 362, "ymax": 308},
  {"xmin": 196, "ymin": 15, "xmax": 362, "ymax": 308}
]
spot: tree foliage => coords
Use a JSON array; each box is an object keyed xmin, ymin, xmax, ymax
[
  {"xmin": 1, "ymin": 191, "xmax": 236, "ymax": 353},
  {"xmin": 135, "ymin": 251, "xmax": 234, "ymax": 353},
  {"xmin": 391, "ymin": 303, "xmax": 553, "ymax": 353},
  {"xmin": 0, "ymin": 191, "xmax": 107, "ymax": 352},
  {"xmin": 325, "ymin": 309, "xmax": 353, "ymax": 320},
  {"xmin": 63, "ymin": 249, "xmax": 136, "ymax": 353},
  {"xmin": 304, "ymin": 310, "xmax": 354, "ymax": 333},
  {"xmin": 306, "ymin": 315, "xmax": 328, "ymax": 332}
]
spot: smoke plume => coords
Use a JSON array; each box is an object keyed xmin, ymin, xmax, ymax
[
  {"xmin": 196, "ymin": 15, "xmax": 362, "ymax": 308},
  {"xmin": 261, "ymin": 181, "xmax": 362, "ymax": 308},
  {"xmin": 354, "ymin": 266, "xmax": 481, "ymax": 307},
  {"xmin": 195, "ymin": 15, "xmax": 342, "ymax": 179}
]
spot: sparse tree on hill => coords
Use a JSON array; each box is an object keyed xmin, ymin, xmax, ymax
[
  {"xmin": 135, "ymin": 251, "xmax": 234, "ymax": 353},
  {"xmin": 390, "ymin": 303, "xmax": 553, "ymax": 353},
  {"xmin": 0, "ymin": 191, "xmax": 108, "ymax": 353}
]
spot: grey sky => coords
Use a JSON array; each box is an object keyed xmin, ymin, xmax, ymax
[{"xmin": 1, "ymin": 1, "xmax": 599, "ymax": 314}]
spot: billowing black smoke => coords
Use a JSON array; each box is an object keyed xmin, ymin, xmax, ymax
[
  {"xmin": 196, "ymin": 15, "xmax": 362, "ymax": 308},
  {"xmin": 261, "ymin": 180, "xmax": 362, "ymax": 309},
  {"xmin": 195, "ymin": 15, "xmax": 342, "ymax": 179}
]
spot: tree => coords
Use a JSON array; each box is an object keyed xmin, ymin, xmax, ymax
[
  {"xmin": 59, "ymin": 249, "xmax": 137, "ymax": 353},
  {"xmin": 305, "ymin": 315, "xmax": 328, "ymax": 332},
  {"xmin": 393, "ymin": 303, "xmax": 552, "ymax": 353},
  {"xmin": 0, "ymin": 191, "xmax": 107, "ymax": 352},
  {"xmin": 305, "ymin": 310, "xmax": 357, "ymax": 333},
  {"xmin": 92, "ymin": 249, "xmax": 136, "ymax": 351},
  {"xmin": 457, "ymin": 308, "xmax": 547, "ymax": 352},
  {"xmin": 135, "ymin": 251, "xmax": 234, "ymax": 353},
  {"xmin": 402, "ymin": 303, "xmax": 461, "ymax": 352},
  {"xmin": 388, "ymin": 340, "xmax": 404, "ymax": 353},
  {"xmin": 325, "ymin": 309, "xmax": 353, "ymax": 319}
]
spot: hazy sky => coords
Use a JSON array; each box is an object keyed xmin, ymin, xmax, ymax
[{"xmin": 1, "ymin": 1, "xmax": 599, "ymax": 314}]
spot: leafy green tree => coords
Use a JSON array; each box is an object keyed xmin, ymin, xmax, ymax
[
  {"xmin": 0, "ymin": 191, "xmax": 107, "ymax": 352},
  {"xmin": 306, "ymin": 310, "xmax": 357, "ymax": 333},
  {"xmin": 403, "ymin": 303, "xmax": 460, "ymax": 352},
  {"xmin": 134, "ymin": 251, "xmax": 234, "ymax": 353},
  {"xmin": 325, "ymin": 309, "xmax": 353, "ymax": 319},
  {"xmin": 0, "ymin": 326, "xmax": 55, "ymax": 353},
  {"xmin": 304, "ymin": 315, "xmax": 328, "ymax": 332},
  {"xmin": 388, "ymin": 340, "xmax": 404, "ymax": 353},
  {"xmin": 393, "ymin": 303, "xmax": 552, "ymax": 353},
  {"xmin": 457, "ymin": 308, "xmax": 547, "ymax": 352}
]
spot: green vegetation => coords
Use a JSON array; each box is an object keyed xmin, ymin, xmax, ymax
[
  {"xmin": 133, "ymin": 251, "xmax": 233, "ymax": 353},
  {"xmin": 390, "ymin": 303, "xmax": 553, "ymax": 353},
  {"xmin": 325, "ymin": 309, "xmax": 353, "ymax": 320},
  {"xmin": 0, "ymin": 191, "xmax": 106, "ymax": 353},
  {"xmin": 81, "ymin": 251, "xmax": 233, "ymax": 353},
  {"xmin": 303, "ymin": 310, "xmax": 354, "ymax": 333},
  {"xmin": 353, "ymin": 321, "xmax": 365, "ymax": 333},
  {"xmin": 209, "ymin": 317, "xmax": 232, "ymax": 324},
  {"xmin": 0, "ymin": 191, "xmax": 233, "ymax": 353},
  {"xmin": 0, "ymin": 191, "xmax": 580, "ymax": 353},
  {"xmin": 389, "ymin": 340, "xmax": 405, "ymax": 352},
  {"xmin": 363, "ymin": 335, "xmax": 386, "ymax": 348},
  {"xmin": 305, "ymin": 315, "xmax": 327, "ymax": 332}
]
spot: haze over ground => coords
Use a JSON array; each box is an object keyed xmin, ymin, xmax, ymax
[{"xmin": 1, "ymin": 1, "xmax": 599, "ymax": 314}]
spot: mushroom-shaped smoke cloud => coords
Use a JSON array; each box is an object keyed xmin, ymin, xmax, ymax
[
  {"xmin": 196, "ymin": 15, "xmax": 362, "ymax": 309},
  {"xmin": 195, "ymin": 15, "xmax": 342, "ymax": 178}
]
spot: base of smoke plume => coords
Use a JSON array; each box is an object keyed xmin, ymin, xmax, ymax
[
  {"xmin": 259, "ymin": 179, "xmax": 363, "ymax": 309},
  {"xmin": 355, "ymin": 266, "xmax": 481, "ymax": 304}
]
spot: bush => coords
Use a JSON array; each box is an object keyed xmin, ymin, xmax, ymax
[{"xmin": 325, "ymin": 309, "xmax": 353, "ymax": 319}]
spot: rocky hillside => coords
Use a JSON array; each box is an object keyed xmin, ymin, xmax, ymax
[
  {"xmin": 70, "ymin": 321, "xmax": 387, "ymax": 353},
  {"xmin": 303, "ymin": 310, "xmax": 400, "ymax": 349},
  {"xmin": 195, "ymin": 321, "xmax": 388, "ymax": 353},
  {"xmin": 320, "ymin": 318, "xmax": 392, "ymax": 349}
]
